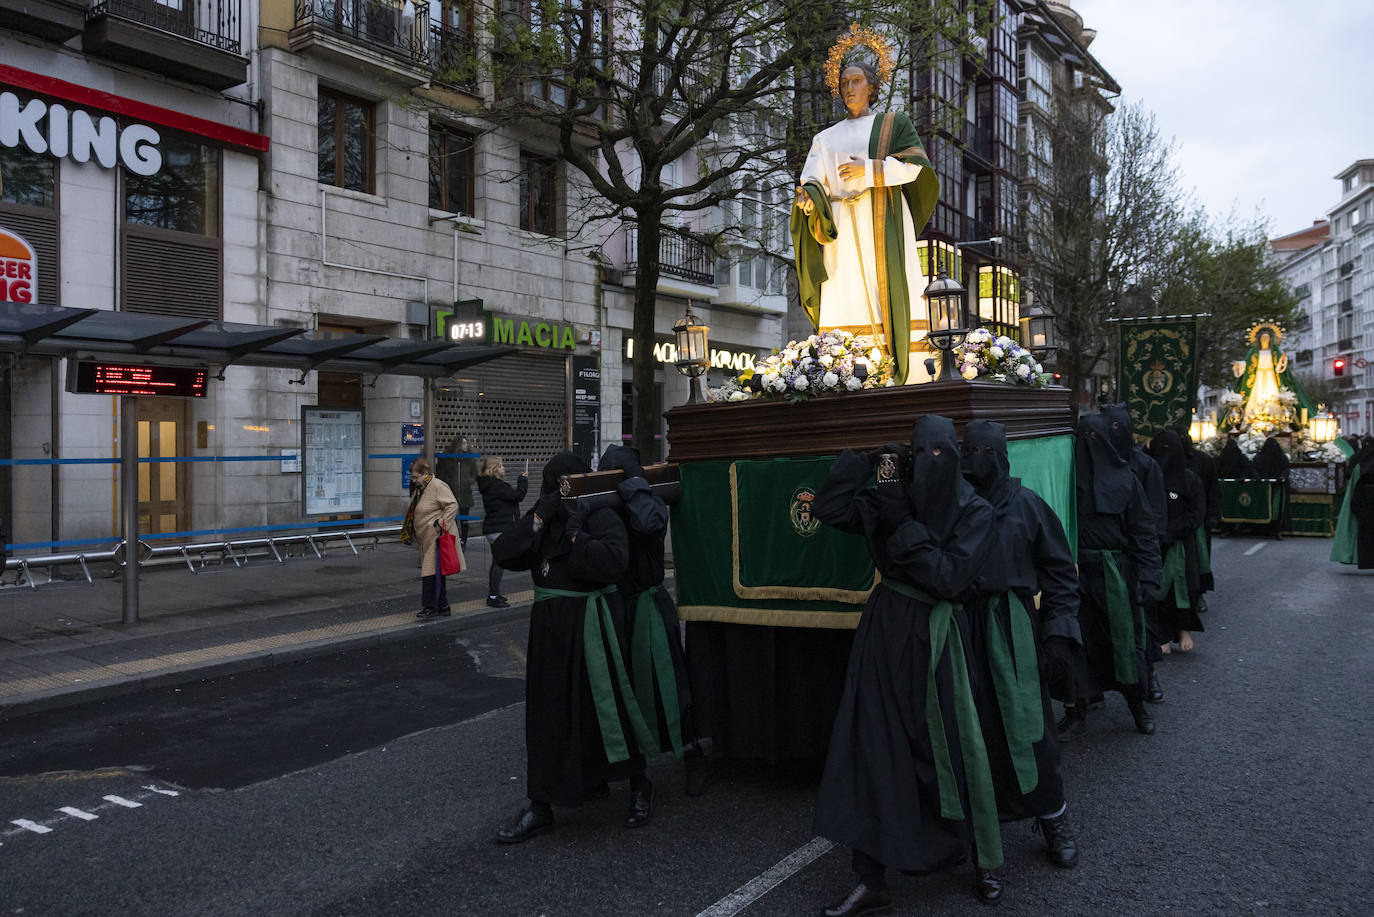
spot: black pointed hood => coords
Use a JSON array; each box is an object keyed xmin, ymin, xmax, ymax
[
  {"xmin": 541, "ymin": 451, "xmax": 589, "ymax": 496},
  {"xmin": 1149, "ymin": 428, "xmax": 1187, "ymax": 490},
  {"xmin": 1103, "ymin": 403, "xmax": 1136, "ymax": 462},
  {"xmin": 1251, "ymin": 437, "xmax": 1290, "ymax": 479},
  {"xmin": 909, "ymin": 414, "xmax": 975, "ymax": 541},
  {"xmin": 1216, "ymin": 439, "xmax": 1255, "ymax": 478},
  {"xmin": 1077, "ymin": 412, "xmax": 1135, "ymax": 514},
  {"xmin": 598, "ymin": 444, "xmax": 640, "ymax": 475},
  {"xmin": 962, "ymin": 419, "xmax": 1014, "ymax": 508}
]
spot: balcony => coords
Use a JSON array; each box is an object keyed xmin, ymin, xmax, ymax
[
  {"xmin": 84, "ymin": 0, "xmax": 248, "ymax": 89},
  {"xmin": 1341, "ymin": 260, "xmax": 1355, "ymax": 275},
  {"xmin": 429, "ymin": 23, "xmax": 478, "ymax": 93},
  {"xmin": 291, "ymin": 0, "xmax": 431, "ymax": 85},
  {"xmin": 624, "ymin": 227, "xmax": 715, "ymax": 288},
  {"xmin": 1, "ymin": 0, "xmax": 86, "ymax": 42},
  {"xmin": 963, "ymin": 120, "xmax": 993, "ymax": 169}
]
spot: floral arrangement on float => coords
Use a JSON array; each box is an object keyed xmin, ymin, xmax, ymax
[
  {"xmin": 950, "ymin": 328, "xmax": 1052, "ymax": 388},
  {"xmin": 1197, "ymin": 431, "xmax": 1345, "ymax": 464},
  {"xmin": 711, "ymin": 330, "xmax": 895, "ymax": 403}
]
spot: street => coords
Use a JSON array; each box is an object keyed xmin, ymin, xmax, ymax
[{"xmin": 1, "ymin": 535, "xmax": 1371, "ymax": 916}]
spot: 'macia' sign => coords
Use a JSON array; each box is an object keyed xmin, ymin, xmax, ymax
[
  {"xmin": 1, "ymin": 91, "xmax": 162, "ymax": 176},
  {"xmin": 435, "ymin": 299, "xmax": 578, "ymax": 351},
  {"xmin": 0, "ymin": 227, "xmax": 36, "ymax": 303}
]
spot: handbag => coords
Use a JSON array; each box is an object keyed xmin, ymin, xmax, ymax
[{"xmin": 437, "ymin": 530, "xmax": 464, "ymax": 576}]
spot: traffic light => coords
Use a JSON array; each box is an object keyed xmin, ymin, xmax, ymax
[
  {"xmin": 1334, "ymin": 356, "xmax": 1346, "ymax": 377},
  {"xmin": 1052, "ymin": 372, "xmax": 1063, "ymax": 384}
]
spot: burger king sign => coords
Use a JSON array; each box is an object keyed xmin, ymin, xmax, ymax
[{"xmin": 0, "ymin": 227, "xmax": 36, "ymax": 303}]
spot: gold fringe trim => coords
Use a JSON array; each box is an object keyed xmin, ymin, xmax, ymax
[
  {"xmin": 729, "ymin": 462, "xmax": 877, "ymax": 603},
  {"xmin": 678, "ymin": 604, "xmax": 862, "ymax": 630}
]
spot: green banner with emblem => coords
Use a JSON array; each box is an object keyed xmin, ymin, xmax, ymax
[{"xmin": 1119, "ymin": 319, "xmax": 1199, "ymax": 437}]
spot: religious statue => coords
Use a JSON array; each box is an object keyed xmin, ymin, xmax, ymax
[
  {"xmin": 1230, "ymin": 322, "xmax": 1314, "ymax": 426},
  {"xmin": 790, "ymin": 24, "xmax": 941, "ymax": 384}
]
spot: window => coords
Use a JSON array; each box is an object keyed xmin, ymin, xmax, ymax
[
  {"xmin": 429, "ymin": 125, "xmax": 475, "ymax": 214},
  {"xmin": 0, "ymin": 141, "xmax": 59, "ymax": 305},
  {"xmin": 715, "ymin": 257, "xmax": 732, "ymax": 286},
  {"xmin": 0, "ymin": 143, "xmax": 55, "ymax": 208},
  {"xmin": 519, "ymin": 151, "xmax": 557, "ymax": 235},
  {"xmin": 125, "ymin": 137, "xmax": 220, "ymax": 235},
  {"xmin": 318, "ymin": 88, "xmax": 374, "ymax": 193}
]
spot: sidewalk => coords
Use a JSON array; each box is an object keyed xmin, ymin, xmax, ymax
[{"xmin": 0, "ymin": 538, "xmax": 530, "ymax": 721}]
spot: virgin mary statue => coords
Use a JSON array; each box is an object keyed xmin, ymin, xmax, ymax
[
  {"xmin": 1232, "ymin": 323, "xmax": 1314, "ymax": 423},
  {"xmin": 790, "ymin": 25, "xmax": 940, "ymax": 385}
]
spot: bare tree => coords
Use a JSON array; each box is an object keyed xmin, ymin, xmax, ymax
[{"xmin": 454, "ymin": 0, "xmax": 996, "ymax": 455}]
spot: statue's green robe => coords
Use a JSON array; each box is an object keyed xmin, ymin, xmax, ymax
[{"xmin": 790, "ymin": 112, "xmax": 939, "ymax": 383}]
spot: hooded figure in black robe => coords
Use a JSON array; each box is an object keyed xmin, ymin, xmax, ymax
[
  {"xmin": 961, "ymin": 420, "xmax": 1082, "ymax": 870},
  {"xmin": 1250, "ymin": 437, "xmax": 1291, "ymax": 535},
  {"xmin": 598, "ymin": 444, "xmax": 708, "ymax": 794},
  {"xmin": 1332, "ymin": 440, "xmax": 1374, "ymax": 568},
  {"xmin": 812, "ymin": 415, "xmax": 1004, "ymax": 913},
  {"xmin": 1216, "ymin": 440, "xmax": 1256, "ymax": 479},
  {"xmin": 493, "ymin": 452, "xmax": 654, "ymax": 843},
  {"xmin": 1177, "ymin": 427, "xmax": 1219, "ymax": 594},
  {"xmin": 1149, "ymin": 429, "xmax": 1206, "ymax": 650},
  {"xmin": 1062, "ymin": 414, "xmax": 1161, "ymax": 739}
]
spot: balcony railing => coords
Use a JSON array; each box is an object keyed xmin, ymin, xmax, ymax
[
  {"xmin": 625, "ymin": 227, "xmax": 715, "ymax": 287},
  {"xmin": 88, "ymin": 0, "xmax": 242, "ymax": 54},
  {"xmin": 430, "ymin": 23, "xmax": 477, "ymax": 91},
  {"xmin": 294, "ymin": 0, "xmax": 429, "ymax": 65}
]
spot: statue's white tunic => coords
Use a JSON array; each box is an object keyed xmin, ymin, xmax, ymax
[{"xmin": 799, "ymin": 113, "xmax": 930, "ymax": 380}]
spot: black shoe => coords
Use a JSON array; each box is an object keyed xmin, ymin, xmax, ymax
[
  {"xmin": 495, "ymin": 805, "xmax": 554, "ymax": 844},
  {"xmin": 684, "ymin": 748, "xmax": 709, "ymax": 797},
  {"xmin": 1127, "ymin": 699, "xmax": 1155, "ymax": 735},
  {"xmin": 626, "ymin": 779, "xmax": 654, "ymax": 828},
  {"xmin": 821, "ymin": 882, "xmax": 891, "ymax": 917},
  {"xmin": 486, "ymin": 595, "xmax": 510, "ymax": 608},
  {"xmin": 1147, "ymin": 672, "xmax": 1164, "ymax": 704},
  {"xmin": 973, "ymin": 868, "xmax": 1003, "ymax": 905},
  {"xmin": 416, "ymin": 608, "xmax": 442, "ymax": 620},
  {"xmin": 1034, "ymin": 811, "xmax": 1080, "ymax": 869},
  {"xmin": 1056, "ymin": 708, "xmax": 1087, "ymax": 742}
]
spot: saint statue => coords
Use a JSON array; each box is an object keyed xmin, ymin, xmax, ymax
[
  {"xmin": 1231, "ymin": 323, "xmax": 1314, "ymax": 424},
  {"xmin": 791, "ymin": 25, "xmax": 940, "ymax": 384}
]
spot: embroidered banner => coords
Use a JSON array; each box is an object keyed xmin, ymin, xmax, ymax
[{"xmin": 1119, "ymin": 319, "xmax": 1198, "ymax": 437}]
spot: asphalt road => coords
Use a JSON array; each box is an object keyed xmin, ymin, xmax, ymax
[{"xmin": 0, "ymin": 535, "xmax": 1371, "ymax": 916}]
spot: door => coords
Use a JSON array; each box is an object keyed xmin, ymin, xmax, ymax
[{"xmin": 136, "ymin": 399, "xmax": 190, "ymax": 534}]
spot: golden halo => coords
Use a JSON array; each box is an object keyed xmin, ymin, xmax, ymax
[
  {"xmin": 825, "ymin": 23, "xmax": 895, "ymax": 99},
  {"xmin": 1246, "ymin": 321, "xmax": 1284, "ymax": 346}
]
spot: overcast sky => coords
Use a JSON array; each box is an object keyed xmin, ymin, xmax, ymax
[{"xmin": 1072, "ymin": 0, "xmax": 1374, "ymax": 238}]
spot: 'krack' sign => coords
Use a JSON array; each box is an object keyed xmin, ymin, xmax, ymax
[{"xmin": 1, "ymin": 91, "xmax": 162, "ymax": 176}]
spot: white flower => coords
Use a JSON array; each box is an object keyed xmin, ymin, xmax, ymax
[
  {"xmin": 1016, "ymin": 363, "xmax": 1031, "ymax": 379},
  {"xmin": 822, "ymin": 371, "xmax": 839, "ymax": 388},
  {"xmin": 819, "ymin": 353, "xmax": 835, "ymax": 368},
  {"xmin": 884, "ymin": 378, "xmax": 895, "ymax": 387},
  {"xmin": 728, "ymin": 390, "xmax": 749, "ymax": 402},
  {"xmin": 869, "ymin": 347, "xmax": 882, "ymax": 362},
  {"xmin": 846, "ymin": 376, "xmax": 862, "ymax": 391},
  {"xmin": 961, "ymin": 364, "xmax": 979, "ymax": 380},
  {"xmin": 771, "ymin": 378, "xmax": 787, "ymax": 393},
  {"xmin": 990, "ymin": 346, "xmax": 1004, "ymax": 359},
  {"xmin": 793, "ymin": 376, "xmax": 809, "ymax": 391},
  {"xmin": 1033, "ymin": 363, "xmax": 1043, "ymax": 374}
]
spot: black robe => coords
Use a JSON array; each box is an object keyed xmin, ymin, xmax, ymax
[
  {"xmin": 1154, "ymin": 466, "xmax": 1207, "ymax": 639},
  {"xmin": 811, "ymin": 448, "xmax": 1000, "ymax": 873},
  {"xmin": 493, "ymin": 502, "xmax": 642, "ymax": 807},
  {"xmin": 1351, "ymin": 446, "xmax": 1374, "ymax": 569},
  {"xmin": 965, "ymin": 478, "xmax": 1080, "ymax": 821}
]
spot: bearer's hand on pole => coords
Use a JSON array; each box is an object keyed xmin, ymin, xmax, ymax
[{"xmin": 794, "ymin": 187, "xmax": 814, "ymax": 215}]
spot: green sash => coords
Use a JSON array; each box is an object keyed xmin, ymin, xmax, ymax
[
  {"xmin": 629, "ymin": 586, "xmax": 685, "ymax": 758},
  {"xmin": 881, "ymin": 579, "xmax": 1004, "ymax": 869},
  {"xmin": 1331, "ymin": 464, "xmax": 1361, "ymax": 565},
  {"xmin": 1082, "ymin": 549, "xmax": 1140, "ymax": 685},
  {"xmin": 534, "ymin": 585, "xmax": 656, "ymax": 764},
  {"xmin": 984, "ymin": 592, "xmax": 1044, "ymax": 795},
  {"xmin": 1195, "ymin": 525, "xmax": 1211, "ymax": 579},
  {"xmin": 1156, "ymin": 541, "xmax": 1190, "ymax": 609}
]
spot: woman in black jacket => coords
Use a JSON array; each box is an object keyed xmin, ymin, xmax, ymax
[{"xmin": 478, "ymin": 456, "xmax": 527, "ymax": 607}]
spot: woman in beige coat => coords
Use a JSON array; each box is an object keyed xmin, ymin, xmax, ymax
[{"xmin": 408, "ymin": 456, "xmax": 459, "ymax": 619}]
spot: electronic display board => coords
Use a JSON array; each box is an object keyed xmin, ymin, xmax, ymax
[{"xmin": 67, "ymin": 360, "xmax": 208, "ymax": 397}]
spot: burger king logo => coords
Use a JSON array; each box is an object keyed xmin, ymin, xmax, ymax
[{"xmin": 0, "ymin": 228, "xmax": 36, "ymax": 304}]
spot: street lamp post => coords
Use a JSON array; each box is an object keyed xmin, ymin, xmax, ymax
[
  {"xmin": 923, "ymin": 272, "xmax": 968, "ymax": 382},
  {"xmin": 672, "ymin": 302, "xmax": 710, "ymax": 404},
  {"xmin": 1019, "ymin": 300, "xmax": 1056, "ymax": 363}
]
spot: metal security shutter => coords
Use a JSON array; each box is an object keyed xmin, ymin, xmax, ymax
[
  {"xmin": 436, "ymin": 352, "xmax": 568, "ymax": 488},
  {"xmin": 122, "ymin": 230, "xmax": 222, "ymax": 318},
  {"xmin": 0, "ymin": 205, "xmax": 59, "ymax": 306}
]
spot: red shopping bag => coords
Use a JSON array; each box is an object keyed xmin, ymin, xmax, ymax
[{"xmin": 437, "ymin": 532, "xmax": 464, "ymax": 576}]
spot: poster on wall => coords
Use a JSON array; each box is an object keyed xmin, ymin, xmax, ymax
[
  {"xmin": 572, "ymin": 355, "xmax": 600, "ymax": 468},
  {"xmin": 302, "ymin": 406, "xmax": 364, "ymax": 516}
]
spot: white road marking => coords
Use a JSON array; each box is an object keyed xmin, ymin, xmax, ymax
[
  {"xmin": 695, "ymin": 836, "xmax": 836, "ymax": 917},
  {"xmin": 1244, "ymin": 542, "xmax": 1268, "ymax": 556},
  {"xmin": 142, "ymin": 785, "xmax": 179, "ymax": 796},
  {"xmin": 11, "ymin": 819, "xmax": 52, "ymax": 834},
  {"xmin": 58, "ymin": 807, "xmax": 99, "ymax": 821},
  {"xmin": 102, "ymin": 795, "xmax": 142, "ymax": 808}
]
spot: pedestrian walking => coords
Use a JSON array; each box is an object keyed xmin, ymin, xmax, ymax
[
  {"xmin": 812, "ymin": 415, "xmax": 1004, "ymax": 915},
  {"xmin": 492, "ymin": 452, "xmax": 656, "ymax": 844},
  {"xmin": 436, "ymin": 435, "xmax": 479, "ymax": 548},
  {"xmin": 404, "ymin": 456, "xmax": 458, "ymax": 620},
  {"xmin": 477, "ymin": 456, "xmax": 527, "ymax": 608},
  {"xmin": 960, "ymin": 419, "xmax": 1082, "ymax": 872},
  {"xmin": 1148, "ymin": 429, "xmax": 1206, "ymax": 654}
]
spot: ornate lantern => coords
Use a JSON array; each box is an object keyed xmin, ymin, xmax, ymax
[
  {"xmin": 1307, "ymin": 405, "xmax": 1338, "ymax": 444},
  {"xmin": 1019, "ymin": 300, "xmax": 1056, "ymax": 361},
  {"xmin": 672, "ymin": 302, "xmax": 710, "ymax": 403},
  {"xmin": 923, "ymin": 272, "xmax": 968, "ymax": 381}
]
